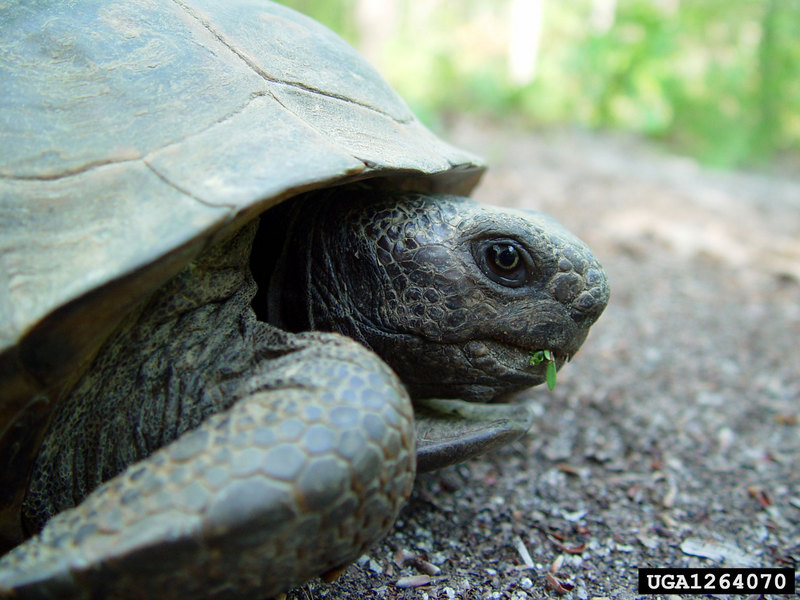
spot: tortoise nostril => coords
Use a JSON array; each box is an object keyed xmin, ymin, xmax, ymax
[
  {"xmin": 586, "ymin": 267, "xmax": 606, "ymax": 287},
  {"xmin": 551, "ymin": 243, "xmax": 609, "ymax": 327},
  {"xmin": 551, "ymin": 271, "xmax": 585, "ymax": 304},
  {"xmin": 570, "ymin": 287, "xmax": 609, "ymax": 326}
]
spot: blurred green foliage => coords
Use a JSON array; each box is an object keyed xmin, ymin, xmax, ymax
[{"xmin": 282, "ymin": 0, "xmax": 800, "ymax": 168}]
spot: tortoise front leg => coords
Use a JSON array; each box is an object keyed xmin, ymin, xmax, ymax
[{"xmin": 0, "ymin": 333, "xmax": 415, "ymax": 599}]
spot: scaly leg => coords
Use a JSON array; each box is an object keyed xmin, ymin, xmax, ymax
[{"xmin": 0, "ymin": 332, "xmax": 415, "ymax": 599}]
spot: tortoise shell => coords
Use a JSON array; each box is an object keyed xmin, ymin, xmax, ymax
[{"xmin": 0, "ymin": 0, "xmax": 483, "ymax": 547}]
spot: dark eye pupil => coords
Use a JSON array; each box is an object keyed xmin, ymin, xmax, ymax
[{"xmin": 491, "ymin": 244, "xmax": 519, "ymax": 270}]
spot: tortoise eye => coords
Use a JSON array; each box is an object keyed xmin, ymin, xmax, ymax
[
  {"xmin": 474, "ymin": 239, "xmax": 529, "ymax": 287},
  {"xmin": 488, "ymin": 244, "xmax": 520, "ymax": 271}
]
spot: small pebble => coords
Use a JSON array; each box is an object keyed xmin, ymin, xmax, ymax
[{"xmin": 395, "ymin": 575, "xmax": 431, "ymax": 589}]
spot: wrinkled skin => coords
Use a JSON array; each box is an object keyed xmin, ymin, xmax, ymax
[{"xmin": 0, "ymin": 191, "xmax": 608, "ymax": 599}]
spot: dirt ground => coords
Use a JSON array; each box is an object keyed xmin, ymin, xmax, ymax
[{"xmin": 287, "ymin": 121, "xmax": 800, "ymax": 600}]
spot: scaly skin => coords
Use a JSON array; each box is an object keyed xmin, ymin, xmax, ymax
[
  {"xmin": 0, "ymin": 191, "xmax": 608, "ymax": 599},
  {"xmin": 270, "ymin": 191, "xmax": 608, "ymax": 400},
  {"xmin": 3, "ymin": 222, "xmax": 414, "ymax": 599},
  {"xmin": 0, "ymin": 338, "xmax": 413, "ymax": 599}
]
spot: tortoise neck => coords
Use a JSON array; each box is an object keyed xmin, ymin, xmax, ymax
[
  {"xmin": 252, "ymin": 192, "xmax": 362, "ymax": 340},
  {"xmin": 251, "ymin": 195, "xmax": 317, "ymax": 332}
]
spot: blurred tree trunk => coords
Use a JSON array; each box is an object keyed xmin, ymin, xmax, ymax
[
  {"xmin": 754, "ymin": 0, "xmax": 779, "ymax": 160},
  {"xmin": 508, "ymin": 0, "xmax": 543, "ymax": 86},
  {"xmin": 590, "ymin": 0, "xmax": 617, "ymax": 33},
  {"xmin": 355, "ymin": 0, "xmax": 400, "ymax": 69}
]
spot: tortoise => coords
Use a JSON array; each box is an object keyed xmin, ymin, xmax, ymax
[{"xmin": 0, "ymin": 1, "xmax": 609, "ymax": 598}]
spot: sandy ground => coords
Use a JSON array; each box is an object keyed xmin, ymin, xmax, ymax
[{"xmin": 287, "ymin": 122, "xmax": 800, "ymax": 600}]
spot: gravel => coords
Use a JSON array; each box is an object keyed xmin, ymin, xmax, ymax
[{"xmin": 286, "ymin": 121, "xmax": 800, "ymax": 600}]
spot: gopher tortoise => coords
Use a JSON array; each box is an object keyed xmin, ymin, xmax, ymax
[{"xmin": 0, "ymin": 1, "xmax": 609, "ymax": 598}]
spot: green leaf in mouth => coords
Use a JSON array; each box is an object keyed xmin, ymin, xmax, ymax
[{"xmin": 529, "ymin": 349, "xmax": 557, "ymax": 390}]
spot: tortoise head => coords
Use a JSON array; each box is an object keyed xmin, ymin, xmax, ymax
[{"xmin": 259, "ymin": 190, "xmax": 609, "ymax": 402}]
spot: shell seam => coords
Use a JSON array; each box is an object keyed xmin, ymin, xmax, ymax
[
  {"xmin": 169, "ymin": 0, "xmax": 413, "ymax": 126},
  {"xmin": 143, "ymin": 162, "xmax": 235, "ymax": 212},
  {"xmin": 265, "ymin": 88, "xmax": 373, "ymax": 172},
  {"xmin": 0, "ymin": 93, "xmax": 269, "ymax": 183}
]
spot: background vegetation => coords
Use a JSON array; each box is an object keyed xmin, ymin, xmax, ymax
[{"xmin": 281, "ymin": 0, "xmax": 799, "ymax": 169}]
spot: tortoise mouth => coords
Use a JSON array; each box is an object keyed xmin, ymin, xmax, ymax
[
  {"xmin": 455, "ymin": 310, "xmax": 588, "ymax": 395},
  {"xmin": 463, "ymin": 338, "xmax": 572, "ymax": 386},
  {"xmin": 395, "ymin": 334, "xmax": 581, "ymax": 402}
]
